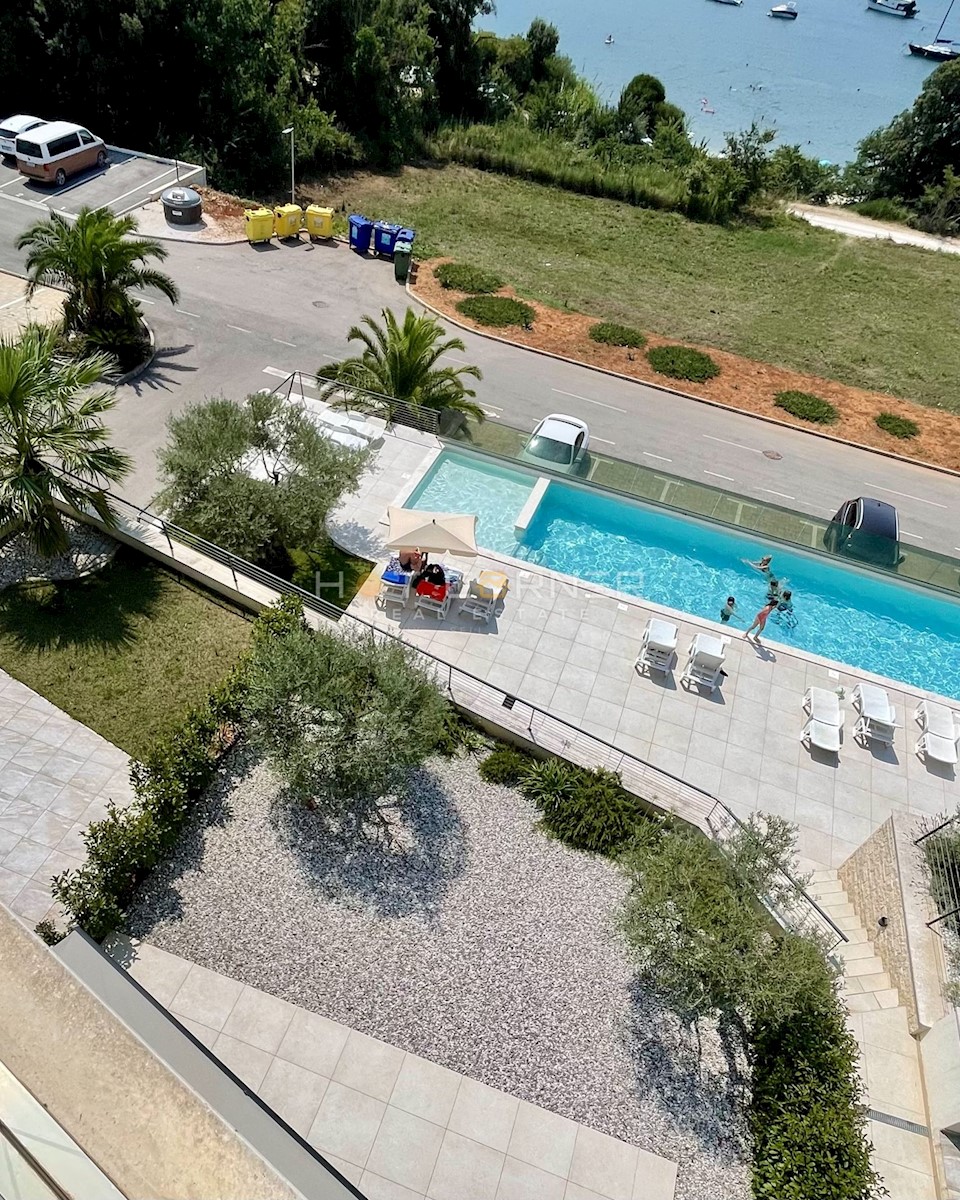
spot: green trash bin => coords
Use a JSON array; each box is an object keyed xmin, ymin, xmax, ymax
[{"xmin": 393, "ymin": 240, "xmax": 412, "ymax": 284}]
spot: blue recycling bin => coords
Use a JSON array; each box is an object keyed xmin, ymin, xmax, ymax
[
  {"xmin": 348, "ymin": 213, "xmax": 373, "ymax": 254},
  {"xmin": 373, "ymin": 221, "xmax": 401, "ymax": 257},
  {"xmin": 398, "ymin": 226, "xmax": 416, "ymax": 247}
]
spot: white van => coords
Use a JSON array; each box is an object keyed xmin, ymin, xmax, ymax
[
  {"xmin": 0, "ymin": 115, "xmax": 45, "ymax": 160},
  {"xmin": 15, "ymin": 121, "xmax": 106, "ymax": 187}
]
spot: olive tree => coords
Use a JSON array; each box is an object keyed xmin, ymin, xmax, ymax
[
  {"xmin": 620, "ymin": 813, "xmax": 837, "ymax": 1028},
  {"xmin": 243, "ymin": 622, "xmax": 449, "ymax": 835}
]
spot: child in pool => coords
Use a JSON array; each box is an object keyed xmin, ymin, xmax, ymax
[{"xmin": 720, "ymin": 596, "xmax": 737, "ymax": 623}]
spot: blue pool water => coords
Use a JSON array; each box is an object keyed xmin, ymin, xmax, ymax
[{"xmin": 408, "ymin": 452, "xmax": 960, "ymax": 699}]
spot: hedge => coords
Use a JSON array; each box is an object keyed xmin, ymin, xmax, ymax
[
  {"xmin": 589, "ymin": 321, "xmax": 646, "ymax": 349},
  {"xmin": 456, "ymin": 296, "xmax": 535, "ymax": 328},
  {"xmin": 774, "ymin": 390, "xmax": 839, "ymax": 425},
  {"xmin": 875, "ymin": 411, "xmax": 919, "ymax": 439},
  {"xmin": 434, "ymin": 262, "xmax": 504, "ymax": 293},
  {"xmin": 49, "ymin": 597, "xmax": 306, "ymax": 942},
  {"xmin": 646, "ymin": 344, "xmax": 719, "ymax": 382},
  {"xmin": 751, "ymin": 994, "xmax": 882, "ymax": 1200}
]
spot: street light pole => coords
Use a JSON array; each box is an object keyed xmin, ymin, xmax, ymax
[{"xmin": 281, "ymin": 126, "xmax": 295, "ymax": 206}]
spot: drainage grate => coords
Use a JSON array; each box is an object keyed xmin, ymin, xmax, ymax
[{"xmin": 868, "ymin": 1109, "xmax": 930, "ymax": 1137}]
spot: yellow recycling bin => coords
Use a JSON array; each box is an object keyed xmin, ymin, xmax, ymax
[
  {"xmin": 244, "ymin": 207, "xmax": 274, "ymax": 244},
  {"xmin": 304, "ymin": 205, "xmax": 334, "ymax": 239},
  {"xmin": 274, "ymin": 203, "xmax": 303, "ymax": 240}
]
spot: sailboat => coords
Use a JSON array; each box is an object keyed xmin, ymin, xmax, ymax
[{"xmin": 909, "ymin": 0, "xmax": 960, "ymax": 56}]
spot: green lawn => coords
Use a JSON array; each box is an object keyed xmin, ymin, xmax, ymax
[
  {"xmin": 323, "ymin": 166, "xmax": 960, "ymax": 413},
  {"xmin": 0, "ymin": 549, "xmax": 252, "ymax": 760}
]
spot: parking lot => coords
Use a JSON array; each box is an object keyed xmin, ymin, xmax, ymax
[{"xmin": 0, "ymin": 147, "xmax": 203, "ymax": 217}]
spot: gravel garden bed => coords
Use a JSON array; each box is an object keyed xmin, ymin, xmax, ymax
[
  {"xmin": 0, "ymin": 520, "xmax": 116, "ymax": 590},
  {"xmin": 127, "ymin": 748, "xmax": 751, "ymax": 1200}
]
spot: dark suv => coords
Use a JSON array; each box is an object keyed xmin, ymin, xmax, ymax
[{"xmin": 824, "ymin": 497, "xmax": 902, "ymax": 567}]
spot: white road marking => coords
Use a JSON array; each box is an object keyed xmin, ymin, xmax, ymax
[
  {"xmin": 227, "ymin": 324, "xmax": 252, "ymax": 334},
  {"xmin": 703, "ymin": 434, "xmax": 763, "ymax": 454},
  {"xmin": 176, "ymin": 308, "xmax": 200, "ymax": 318},
  {"xmin": 481, "ymin": 402, "xmax": 504, "ymax": 411},
  {"xmin": 272, "ymin": 337, "xmax": 297, "ymax": 347},
  {"xmin": 901, "ymin": 531, "xmax": 924, "ymax": 539},
  {"xmin": 107, "ymin": 166, "xmax": 178, "ymax": 208},
  {"xmin": 591, "ymin": 435, "xmax": 616, "ymax": 445},
  {"xmin": 263, "ymin": 366, "xmax": 291, "ymax": 379},
  {"xmin": 704, "ymin": 471, "xmax": 734, "ymax": 481},
  {"xmin": 551, "ymin": 387, "xmax": 626, "ymax": 413},
  {"xmin": 761, "ymin": 488, "xmax": 795, "ymax": 500},
  {"xmin": 138, "ymin": 297, "xmax": 155, "ymax": 304},
  {"xmin": 643, "ymin": 452, "xmax": 672, "ymax": 462},
  {"xmin": 863, "ymin": 483, "xmax": 947, "ymax": 508},
  {"xmin": 482, "ymin": 410, "xmax": 501, "ymax": 419},
  {"xmin": 0, "ymin": 296, "xmax": 26, "ymax": 310},
  {"xmin": 0, "ymin": 177, "xmax": 23, "ymax": 190}
]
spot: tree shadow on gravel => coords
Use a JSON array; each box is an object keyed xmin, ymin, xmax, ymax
[
  {"xmin": 123, "ymin": 756, "xmax": 242, "ymax": 938},
  {"xmin": 271, "ymin": 765, "xmax": 467, "ymax": 920},
  {"xmin": 624, "ymin": 977, "xmax": 751, "ymax": 1163}
]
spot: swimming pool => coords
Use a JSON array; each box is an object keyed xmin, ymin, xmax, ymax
[{"xmin": 407, "ymin": 451, "xmax": 960, "ymax": 700}]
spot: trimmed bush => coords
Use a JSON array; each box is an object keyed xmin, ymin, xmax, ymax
[
  {"xmin": 875, "ymin": 410, "xmax": 919, "ymax": 439},
  {"xmin": 434, "ymin": 262, "xmax": 504, "ymax": 293},
  {"xmin": 479, "ymin": 746, "xmax": 533, "ymax": 785},
  {"xmin": 589, "ymin": 321, "xmax": 646, "ymax": 349},
  {"xmin": 456, "ymin": 296, "xmax": 535, "ymax": 328},
  {"xmin": 646, "ymin": 344, "xmax": 719, "ymax": 382},
  {"xmin": 774, "ymin": 390, "xmax": 839, "ymax": 425},
  {"xmin": 520, "ymin": 759, "xmax": 655, "ymax": 855},
  {"xmin": 751, "ymin": 997, "xmax": 882, "ymax": 1200},
  {"xmin": 50, "ymin": 597, "xmax": 306, "ymax": 942}
]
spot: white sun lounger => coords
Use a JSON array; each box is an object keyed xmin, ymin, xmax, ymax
[
  {"xmin": 915, "ymin": 700, "xmax": 960, "ymax": 764},
  {"xmin": 680, "ymin": 633, "xmax": 729, "ymax": 694},
  {"xmin": 635, "ymin": 618, "xmax": 678, "ymax": 676},
  {"xmin": 803, "ymin": 687, "xmax": 843, "ymax": 726},
  {"xmin": 853, "ymin": 683, "xmax": 898, "ymax": 747}
]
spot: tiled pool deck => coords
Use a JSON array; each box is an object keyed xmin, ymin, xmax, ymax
[
  {"xmin": 111, "ymin": 939, "xmax": 679, "ymax": 1200},
  {"xmin": 331, "ymin": 441, "xmax": 960, "ymax": 872}
]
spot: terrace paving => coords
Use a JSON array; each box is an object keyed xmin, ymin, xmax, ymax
[
  {"xmin": 331, "ymin": 439, "xmax": 960, "ymax": 872},
  {"xmin": 109, "ymin": 938, "xmax": 680, "ymax": 1200}
]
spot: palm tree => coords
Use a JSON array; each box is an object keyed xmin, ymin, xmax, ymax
[
  {"xmin": 16, "ymin": 206, "xmax": 179, "ymax": 348},
  {"xmin": 0, "ymin": 326, "xmax": 132, "ymax": 557},
  {"xmin": 318, "ymin": 307, "xmax": 485, "ymax": 424}
]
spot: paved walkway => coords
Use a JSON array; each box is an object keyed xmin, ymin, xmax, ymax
[
  {"xmin": 331, "ymin": 442, "xmax": 960, "ymax": 872},
  {"xmin": 0, "ymin": 671, "xmax": 133, "ymax": 924},
  {"xmin": 0, "ymin": 271, "xmax": 63, "ymax": 339},
  {"xmin": 112, "ymin": 938, "xmax": 678, "ymax": 1200}
]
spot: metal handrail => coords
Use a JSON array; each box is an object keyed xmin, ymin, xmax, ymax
[
  {"xmin": 61, "ymin": 475, "xmax": 845, "ymax": 952},
  {"xmin": 271, "ymin": 370, "xmax": 440, "ymax": 434}
]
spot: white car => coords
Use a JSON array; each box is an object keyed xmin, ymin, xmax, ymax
[
  {"xmin": 520, "ymin": 414, "xmax": 590, "ymax": 474},
  {"xmin": 0, "ymin": 115, "xmax": 45, "ymax": 159}
]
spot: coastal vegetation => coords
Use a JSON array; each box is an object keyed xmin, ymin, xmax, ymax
[{"xmin": 325, "ymin": 165, "xmax": 960, "ymax": 413}]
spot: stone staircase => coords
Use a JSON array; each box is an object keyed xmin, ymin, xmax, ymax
[{"xmin": 808, "ymin": 868, "xmax": 939, "ymax": 1200}]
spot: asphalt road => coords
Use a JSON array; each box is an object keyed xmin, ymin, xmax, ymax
[{"xmin": 0, "ymin": 199, "xmax": 957, "ymax": 555}]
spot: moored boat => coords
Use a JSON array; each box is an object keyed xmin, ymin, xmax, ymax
[
  {"xmin": 867, "ymin": 0, "xmax": 918, "ymax": 15},
  {"xmin": 770, "ymin": 3, "xmax": 799, "ymax": 17},
  {"xmin": 707, "ymin": 0, "xmax": 744, "ymax": 7},
  {"xmin": 908, "ymin": 36, "xmax": 960, "ymax": 55}
]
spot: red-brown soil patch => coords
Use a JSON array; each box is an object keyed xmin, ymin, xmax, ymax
[{"xmin": 413, "ymin": 258, "xmax": 960, "ymax": 473}]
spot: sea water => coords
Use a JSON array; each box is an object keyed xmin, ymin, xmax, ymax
[{"xmin": 483, "ymin": 0, "xmax": 949, "ymax": 163}]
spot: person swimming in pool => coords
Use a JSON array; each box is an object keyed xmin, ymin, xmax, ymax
[
  {"xmin": 765, "ymin": 577, "xmax": 782, "ymax": 604},
  {"xmin": 720, "ymin": 596, "xmax": 737, "ymax": 623},
  {"xmin": 746, "ymin": 554, "xmax": 774, "ymax": 578}
]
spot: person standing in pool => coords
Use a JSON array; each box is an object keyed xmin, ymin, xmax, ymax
[{"xmin": 745, "ymin": 597, "xmax": 778, "ymax": 642}]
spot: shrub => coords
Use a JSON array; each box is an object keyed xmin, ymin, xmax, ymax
[
  {"xmin": 478, "ymin": 746, "xmax": 532, "ymax": 785},
  {"xmin": 851, "ymin": 197, "xmax": 911, "ymax": 224},
  {"xmin": 589, "ymin": 322, "xmax": 646, "ymax": 349},
  {"xmin": 436, "ymin": 709, "xmax": 492, "ymax": 757},
  {"xmin": 434, "ymin": 262, "xmax": 504, "ymax": 293},
  {"xmin": 520, "ymin": 759, "xmax": 654, "ymax": 855},
  {"xmin": 751, "ymin": 997, "xmax": 882, "ymax": 1200},
  {"xmin": 646, "ymin": 345, "xmax": 719, "ymax": 382},
  {"xmin": 774, "ymin": 390, "xmax": 839, "ymax": 425},
  {"xmin": 456, "ymin": 296, "xmax": 535, "ymax": 328},
  {"xmin": 875, "ymin": 410, "xmax": 919, "ymax": 439},
  {"xmin": 50, "ymin": 598, "xmax": 304, "ymax": 942}
]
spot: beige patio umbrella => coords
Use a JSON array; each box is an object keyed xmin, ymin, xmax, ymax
[{"xmin": 385, "ymin": 507, "xmax": 478, "ymax": 556}]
